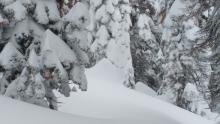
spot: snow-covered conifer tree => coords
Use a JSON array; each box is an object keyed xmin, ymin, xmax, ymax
[
  {"xmin": 205, "ymin": 0, "xmax": 220, "ymax": 113},
  {"xmin": 130, "ymin": 0, "xmax": 163, "ymax": 91},
  {"xmin": 157, "ymin": 0, "xmax": 211, "ymax": 114},
  {"xmin": 89, "ymin": 0, "xmax": 135, "ymax": 88},
  {"xmin": 0, "ymin": 0, "xmax": 89, "ymax": 109}
]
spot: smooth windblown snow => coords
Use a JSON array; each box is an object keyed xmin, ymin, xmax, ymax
[
  {"xmin": 0, "ymin": 95, "xmax": 138, "ymax": 124},
  {"xmin": 57, "ymin": 59, "xmax": 213, "ymax": 124},
  {"xmin": 0, "ymin": 59, "xmax": 213, "ymax": 124}
]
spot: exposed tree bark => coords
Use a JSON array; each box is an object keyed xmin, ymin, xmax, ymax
[
  {"xmin": 68, "ymin": 0, "xmax": 75, "ymax": 8},
  {"xmin": 57, "ymin": 0, "xmax": 64, "ymax": 17}
]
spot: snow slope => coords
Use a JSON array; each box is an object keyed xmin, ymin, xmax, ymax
[
  {"xmin": 0, "ymin": 95, "xmax": 145, "ymax": 124},
  {"xmin": 0, "ymin": 59, "xmax": 213, "ymax": 124},
  {"xmin": 58, "ymin": 59, "xmax": 213, "ymax": 124}
]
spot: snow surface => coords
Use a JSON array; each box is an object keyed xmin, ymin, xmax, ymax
[
  {"xmin": 0, "ymin": 42, "xmax": 24, "ymax": 69},
  {"xmin": 57, "ymin": 59, "xmax": 213, "ymax": 124},
  {"xmin": 63, "ymin": 2, "xmax": 90, "ymax": 28},
  {"xmin": 135, "ymin": 82, "xmax": 157, "ymax": 96},
  {"xmin": 4, "ymin": 1, "xmax": 26, "ymax": 21},
  {"xmin": 41, "ymin": 30, "xmax": 77, "ymax": 64},
  {"xmin": 0, "ymin": 59, "xmax": 213, "ymax": 124},
  {"xmin": 33, "ymin": 0, "xmax": 60, "ymax": 24},
  {"xmin": 0, "ymin": 95, "xmax": 135, "ymax": 124}
]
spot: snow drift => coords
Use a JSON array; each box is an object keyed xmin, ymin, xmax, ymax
[
  {"xmin": 0, "ymin": 59, "xmax": 213, "ymax": 124},
  {"xmin": 58, "ymin": 59, "xmax": 213, "ymax": 124}
]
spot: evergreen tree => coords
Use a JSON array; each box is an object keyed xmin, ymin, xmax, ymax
[
  {"xmin": 89, "ymin": 0, "xmax": 135, "ymax": 88},
  {"xmin": 157, "ymin": 0, "xmax": 211, "ymax": 114},
  {"xmin": 130, "ymin": 0, "xmax": 163, "ymax": 91},
  {"xmin": 205, "ymin": 0, "xmax": 220, "ymax": 113},
  {"xmin": 0, "ymin": 0, "xmax": 89, "ymax": 109}
]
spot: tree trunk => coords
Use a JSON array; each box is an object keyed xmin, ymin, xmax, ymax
[
  {"xmin": 68, "ymin": 0, "xmax": 75, "ymax": 8},
  {"xmin": 57, "ymin": 0, "xmax": 64, "ymax": 17}
]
